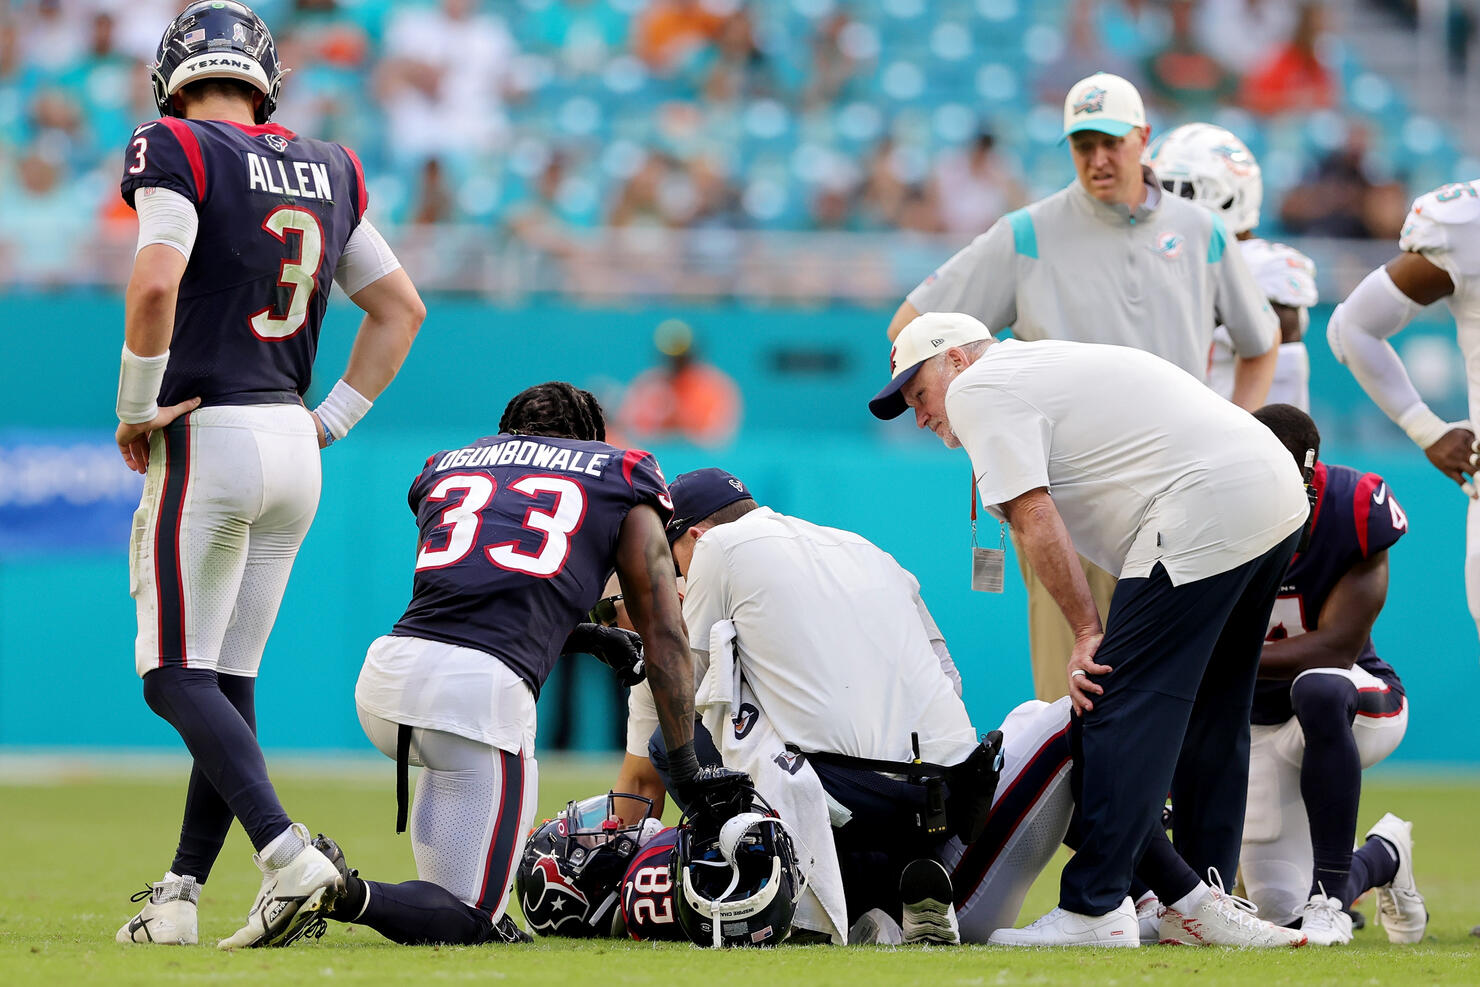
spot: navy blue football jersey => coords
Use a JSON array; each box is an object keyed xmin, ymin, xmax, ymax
[
  {"xmin": 120, "ymin": 117, "xmax": 368, "ymax": 407},
  {"xmin": 391, "ymin": 435, "xmax": 674, "ymax": 694},
  {"xmin": 620, "ymin": 827, "xmax": 684, "ymax": 941},
  {"xmin": 1251, "ymin": 462, "xmax": 1407, "ymax": 725}
]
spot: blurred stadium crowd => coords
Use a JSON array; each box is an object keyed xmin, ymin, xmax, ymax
[{"xmin": 1, "ymin": 0, "xmax": 1475, "ymax": 294}]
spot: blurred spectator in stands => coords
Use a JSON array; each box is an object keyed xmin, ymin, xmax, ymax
[
  {"xmin": 27, "ymin": 87, "xmax": 93, "ymax": 173},
  {"xmin": 21, "ymin": 0, "xmax": 86, "ymax": 77},
  {"xmin": 59, "ymin": 12, "xmax": 134, "ymax": 151},
  {"xmin": 1279, "ymin": 123, "xmax": 1407, "ymax": 239},
  {"xmin": 803, "ymin": 9, "xmax": 867, "ymax": 111},
  {"xmin": 523, "ymin": 0, "xmax": 632, "ymax": 76},
  {"xmin": 930, "ymin": 131, "xmax": 1026, "ymax": 237},
  {"xmin": 857, "ymin": 137, "xmax": 909, "ymax": 231},
  {"xmin": 1142, "ymin": 0, "xmax": 1239, "ymax": 114},
  {"xmin": 1370, "ymin": 0, "xmax": 1476, "ymax": 76},
  {"xmin": 1195, "ymin": 0, "xmax": 1298, "ymax": 75},
  {"xmin": 632, "ymin": 0, "xmax": 726, "ymax": 76},
  {"xmin": 375, "ymin": 0, "xmax": 520, "ymax": 167},
  {"xmin": 610, "ymin": 149, "xmax": 696, "ymax": 228},
  {"xmin": 99, "ymin": 0, "xmax": 182, "ymax": 62},
  {"xmin": 685, "ymin": 153, "xmax": 745, "ymax": 229},
  {"xmin": 617, "ymin": 319, "xmax": 741, "ymax": 447},
  {"xmin": 896, "ymin": 184, "xmax": 941, "ymax": 234},
  {"xmin": 0, "ymin": 147, "xmax": 93, "ymax": 287},
  {"xmin": 1241, "ymin": 2, "xmax": 1337, "ymax": 116},
  {"xmin": 410, "ymin": 158, "xmax": 456, "ymax": 226},
  {"xmin": 1094, "ymin": 0, "xmax": 1171, "ymax": 62},
  {"xmin": 701, "ymin": 7, "xmax": 777, "ymax": 104},
  {"xmin": 1037, "ymin": 0, "xmax": 1146, "ymax": 105}
]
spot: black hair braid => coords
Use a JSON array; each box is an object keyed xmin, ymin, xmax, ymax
[{"xmin": 499, "ymin": 382, "xmax": 606, "ymax": 442}]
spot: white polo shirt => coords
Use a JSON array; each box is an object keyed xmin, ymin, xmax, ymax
[
  {"xmin": 947, "ymin": 339, "xmax": 1308, "ymax": 586},
  {"xmin": 679, "ymin": 508, "xmax": 979, "ymax": 765}
]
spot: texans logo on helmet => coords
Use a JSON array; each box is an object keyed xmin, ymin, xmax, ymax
[{"xmin": 522, "ymin": 853, "xmax": 591, "ymax": 933}]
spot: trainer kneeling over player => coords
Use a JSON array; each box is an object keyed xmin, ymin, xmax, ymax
[{"xmin": 870, "ymin": 312, "xmax": 1308, "ymax": 946}]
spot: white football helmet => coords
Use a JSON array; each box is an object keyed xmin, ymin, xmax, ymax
[{"xmin": 1145, "ymin": 123, "xmax": 1262, "ymax": 235}]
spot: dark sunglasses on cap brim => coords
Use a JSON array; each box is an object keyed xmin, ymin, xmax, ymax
[{"xmin": 588, "ymin": 595, "xmax": 623, "ymax": 626}]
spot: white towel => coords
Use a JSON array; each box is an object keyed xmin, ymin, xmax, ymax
[{"xmin": 694, "ymin": 622, "xmax": 849, "ymax": 944}]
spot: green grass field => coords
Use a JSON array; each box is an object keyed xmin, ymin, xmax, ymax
[{"xmin": 3, "ymin": 755, "xmax": 1477, "ymax": 985}]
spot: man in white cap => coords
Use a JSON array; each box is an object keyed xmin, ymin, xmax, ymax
[
  {"xmin": 884, "ymin": 71, "xmax": 1280, "ymax": 706},
  {"xmin": 870, "ymin": 311, "xmax": 1309, "ymax": 947}
]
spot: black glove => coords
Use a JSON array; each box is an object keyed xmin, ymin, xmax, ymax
[
  {"xmin": 562, "ymin": 623, "xmax": 645, "ymax": 687},
  {"xmin": 674, "ymin": 763, "xmax": 754, "ymax": 833}
]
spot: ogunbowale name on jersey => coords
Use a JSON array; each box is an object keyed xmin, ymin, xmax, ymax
[
  {"xmin": 391, "ymin": 434, "xmax": 673, "ymax": 695},
  {"xmin": 120, "ymin": 114, "xmax": 368, "ymax": 407},
  {"xmin": 1251, "ymin": 462, "xmax": 1408, "ymax": 725}
]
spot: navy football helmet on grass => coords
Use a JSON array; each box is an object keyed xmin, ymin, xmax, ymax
[
  {"xmin": 515, "ymin": 792, "xmax": 656, "ymax": 938},
  {"xmin": 152, "ymin": 1, "xmax": 286, "ymax": 123}
]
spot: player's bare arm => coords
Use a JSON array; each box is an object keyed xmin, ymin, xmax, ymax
[
  {"xmin": 1000, "ymin": 487, "xmax": 1109, "ymax": 713},
  {"xmin": 1256, "ymin": 551, "xmax": 1388, "ymax": 680},
  {"xmin": 312, "ymin": 268, "xmax": 426, "ymax": 448},
  {"xmin": 615, "ymin": 503, "xmax": 694, "ymax": 755},
  {"xmin": 1229, "ymin": 341, "xmax": 1279, "ymax": 411},
  {"xmin": 116, "ymin": 243, "xmax": 200, "ymax": 474},
  {"xmin": 612, "ymin": 752, "xmax": 667, "ymax": 823},
  {"xmin": 887, "ymin": 298, "xmax": 921, "ymax": 342},
  {"xmin": 1386, "ymin": 250, "xmax": 1455, "ymax": 305},
  {"xmin": 1273, "ymin": 302, "xmax": 1304, "ymax": 345}
]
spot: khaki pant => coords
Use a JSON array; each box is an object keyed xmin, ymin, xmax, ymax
[{"xmin": 1014, "ymin": 545, "xmax": 1117, "ymax": 701}]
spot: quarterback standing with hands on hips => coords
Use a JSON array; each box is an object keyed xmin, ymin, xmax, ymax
[{"xmin": 113, "ymin": 0, "xmax": 424, "ymax": 949}]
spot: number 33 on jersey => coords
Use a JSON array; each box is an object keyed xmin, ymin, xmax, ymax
[
  {"xmin": 119, "ymin": 116, "xmax": 369, "ymax": 408},
  {"xmin": 390, "ymin": 435, "xmax": 674, "ymax": 696}
]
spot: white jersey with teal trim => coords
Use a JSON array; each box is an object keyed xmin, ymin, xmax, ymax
[
  {"xmin": 1398, "ymin": 180, "xmax": 1480, "ymax": 424},
  {"xmin": 907, "ymin": 168, "xmax": 1278, "ymax": 380},
  {"xmin": 1209, "ymin": 237, "xmax": 1318, "ymax": 408}
]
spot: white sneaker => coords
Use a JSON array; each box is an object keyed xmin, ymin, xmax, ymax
[
  {"xmin": 1135, "ymin": 893, "xmax": 1163, "ymax": 945},
  {"xmin": 1159, "ymin": 870, "xmax": 1307, "ymax": 947},
  {"xmin": 989, "ymin": 897, "xmax": 1139, "ymax": 947},
  {"xmin": 115, "ymin": 872, "xmax": 199, "ymax": 945},
  {"xmin": 849, "ymin": 907, "xmax": 904, "ymax": 945},
  {"xmin": 1366, "ymin": 813, "xmax": 1427, "ymax": 944},
  {"xmin": 1298, "ymin": 892, "xmax": 1353, "ymax": 946},
  {"xmin": 900, "ymin": 859, "xmax": 960, "ymax": 945},
  {"xmin": 217, "ymin": 824, "xmax": 344, "ymax": 949}
]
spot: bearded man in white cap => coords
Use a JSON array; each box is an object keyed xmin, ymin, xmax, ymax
[{"xmin": 884, "ymin": 71, "xmax": 1280, "ymax": 707}]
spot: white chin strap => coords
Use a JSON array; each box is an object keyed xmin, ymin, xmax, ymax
[{"xmin": 684, "ymin": 812, "xmax": 812, "ymax": 948}]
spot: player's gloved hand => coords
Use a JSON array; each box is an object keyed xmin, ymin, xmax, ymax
[
  {"xmin": 562, "ymin": 623, "xmax": 645, "ymax": 686},
  {"xmin": 675, "ymin": 765, "xmax": 754, "ymax": 834}
]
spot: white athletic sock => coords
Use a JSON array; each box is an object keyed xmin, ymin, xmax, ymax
[
  {"xmin": 261, "ymin": 825, "xmax": 307, "ymax": 870},
  {"xmin": 1170, "ymin": 882, "xmax": 1211, "ymax": 915}
]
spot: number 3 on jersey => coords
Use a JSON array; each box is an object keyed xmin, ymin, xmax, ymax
[
  {"xmin": 249, "ymin": 206, "xmax": 324, "ymax": 340},
  {"xmin": 415, "ymin": 473, "xmax": 587, "ymax": 578}
]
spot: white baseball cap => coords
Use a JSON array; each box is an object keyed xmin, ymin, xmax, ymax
[
  {"xmin": 1061, "ymin": 71, "xmax": 1146, "ymax": 142},
  {"xmin": 868, "ymin": 312, "xmax": 995, "ymax": 420}
]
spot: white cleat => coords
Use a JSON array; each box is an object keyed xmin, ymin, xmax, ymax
[
  {"xmin": 900, "ymin": 859, "xmax": 960, "ymax": 945},
  {"xmin": 1159, "ymin": 870, "xmax": 1306, "ymax": 948},
  {"xmin": 217, "ymin": 823, "xmax": 344, "ymax": 949},
  {"xmin": 1135, "ymin": 892, "xmax": 1163, "ymax": 945},
  {"xmin": 848, "ymin": 907, "xmax": 904, "ymax": 945},
  {"xmin": 989, "ymin": 897, "xmax": 1139, "ymax": 947},
  {"xmin": 1366, "ymin": 813, "xmax": 1427, "ymax": 944},
  {"xmin": 116, "ymin": 872, "xmax": 199, "ymax": 945},
  {"xmin": 1298, "ymin": 892, "xmax": 1353, "ymax": 946}
]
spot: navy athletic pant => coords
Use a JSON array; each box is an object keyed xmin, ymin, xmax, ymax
[{"xmin": 1060, "ymin": 530, "xmax": 1300, "ymax": 916}]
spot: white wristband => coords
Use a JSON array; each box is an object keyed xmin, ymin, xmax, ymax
[
  {"xmin": 312, "ymin": 378, "xmax": 373, "ymax": 443},
  {"xmin": 1395, "ymin": 402, "xmax": 1462, "ymax": 450},
  {"xmin": 116, "ymin": 345, "xmax": 169, "ymax": 424}
]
